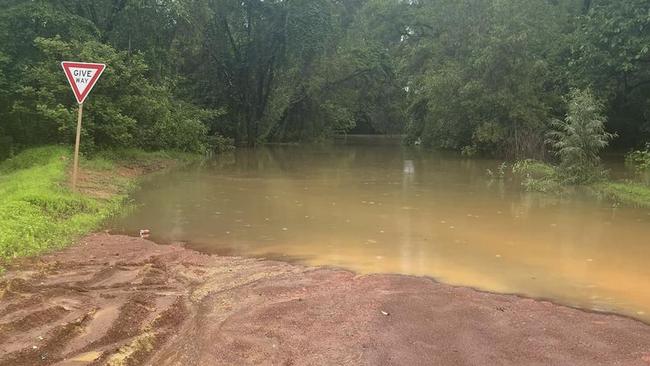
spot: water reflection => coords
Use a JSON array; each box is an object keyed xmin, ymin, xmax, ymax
[{"xmin": 111, "ymin": 141, "xmax": 650, "ymax": 322}]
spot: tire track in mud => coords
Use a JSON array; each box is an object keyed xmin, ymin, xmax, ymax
[{"xmin": 0, "ymin": 234, "xmax": 300, "ymax": 366}]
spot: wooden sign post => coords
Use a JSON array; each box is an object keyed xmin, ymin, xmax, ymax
[{"xmin": 61, "ymin": 61, "xmax": 106, "ymax": 191}]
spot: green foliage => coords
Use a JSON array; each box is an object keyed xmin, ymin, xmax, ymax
[
  {"xmin": 625, "ymin": 143, "xmax": 650, "ymax": 173},
  {"xmin": 570, "ymin": 0, "xmax": 650, "ymax": 146},
  {"xmin": 0, "ymin": 1, "xmax": 217, "ymax": 154},
  {"xmin": 547, "ymin": 89, "xmax": 616, "ymax": 184},
  {"xmin": 486, "ymin": 162, "xmax": 508, "ymax": 180},
  {"xmin": 1, "ymin": 0, "xmax": 406, "ymax": 149},
  {"xmin": 0, "ymin": 0, "xmax": 648, "ymax": 155},
  {"xmin": 15, "ymin": 37, "xmax": 213, "ymax": 153},
  {"xmin": 400, "ymin": 0, "xmax": 567, "ymax": 158},
  {"xmin": 595, "ymin": 181, "xmax": 650, "ymax": 208},
  {"xmin": 187, "ymin": 0, "xmax": 405, "ymax": 145},
  {"xmin": 512, "ymin": 159, "xmax": 557, "ymax": 179},
  {"xmin": 207, "ymin": 135, "xmax": 236, "ymax": 153},
  {"xmin": 512, "ymin": 159, "xmax": 562, "ymax": 192}
]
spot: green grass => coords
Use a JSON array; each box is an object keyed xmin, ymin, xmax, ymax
[
  {"xmin": 0, "ymin": 146, "xmax": 198, "ymax": 260},
  {"xmin": 0, "ymin": 146, "xmax": 118, "ymax": 259},
  {"xmin": 595, "ymin": 181, "xmax": 650, "ymax": 208},
  {"xmin": 0, "ymin": 146, "xmax": 66, "ymax": 174}
]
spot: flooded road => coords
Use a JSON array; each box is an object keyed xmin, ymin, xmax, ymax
[{"xmin": 111, "ymin": 139, "xmax": 650, "ymax": 322}]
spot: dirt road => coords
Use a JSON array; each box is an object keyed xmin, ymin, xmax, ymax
[{"xmin": 1, "ymin": 233, "xmax": 649, "ymax": 365}]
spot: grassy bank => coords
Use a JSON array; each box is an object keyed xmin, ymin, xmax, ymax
[{"xmin": 0, "ymin": 146, "xmax": 198, "ymax": 260}]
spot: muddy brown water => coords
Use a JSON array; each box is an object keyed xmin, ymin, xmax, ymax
[{"xmin": 110, "ymin": 137, "xmax": 650, "ymax": 322}]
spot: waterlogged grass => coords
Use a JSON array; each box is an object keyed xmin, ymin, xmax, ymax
[
  {"xmin": 595, "ymin": 182, "xmax": 650, "ymax": 208},
  {"xmin": 511, "ymin": 159, "xmax": 563, "ymax": 193},
  {"xmin": 0, "ymin": 146, "xmax": 197, "ymax": 260},
  {"xmin": 510, "ymin": 158, "xmax": 650, "ymax": 207}
]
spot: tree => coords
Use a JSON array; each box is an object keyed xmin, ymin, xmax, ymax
[
  {"xmin": 547, "ymin": 89, "xmax": 616, "ymax": 183},
  {"xmin": 0, "ymin": 0, "xmax": 648, "ymax": 157},
  {"xmin": 570, "ymin": 0, "xmax": 650, "ymax": 146},
  {"xmin": 394, "ymin": 0, "xmax": 571, "ymax": 158}
]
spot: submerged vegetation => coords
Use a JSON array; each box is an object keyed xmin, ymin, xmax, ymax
[
  {"xmin": 505, "ymin": 155, "xmax": 650, "ymax": 207},
  {"xmin": 626, "ymin": 143, "xmax": 650, "ymax": 175},
  {"xmin": 0, "ymin": 146, "xmax": 196, "ymax": 260},
  {"xmin": 505, "ymin": 88, "xmax": 650, "ymax": 207},
  {"xmin": 605, "ymin": 144, "xmax": 650, "ymax": 207},
  {"xmin": 596, "ymin": 182, "xmax": 650, "ymax": 208},
  {"xmin": 510, "ymin": 89, "xmax": 613, "ymax": 192},
  {"xmin": 511, "ymin": 160, "xmax": 562, "ymax": 193}
]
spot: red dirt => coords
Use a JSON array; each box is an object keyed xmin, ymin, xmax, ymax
[{"xmin": 1, "ymin": 233, "xmax": 649, "ymax": 365}]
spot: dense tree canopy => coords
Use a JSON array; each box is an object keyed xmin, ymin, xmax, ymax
[{"xmin": 0, "ymin": 0, "xmax": 648, "ymax": 158}]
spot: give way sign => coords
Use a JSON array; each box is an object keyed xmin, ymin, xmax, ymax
[{"xmin": 61, "ymin": 61, "xmax": 106, "ymax": 104}]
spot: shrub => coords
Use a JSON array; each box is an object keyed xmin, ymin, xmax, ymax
[
  {"xmin": 512, "ymin": 159, "xmax": 561, "ymax": 192},
  {"xmin": 486, "ymin": 162, "xmax": 508, "ymax": 180},
  {"xmin": 6, "ymin": 36, "xmax": 216, "ymax": 154},
  {"xmin": 625, "ymin": 143, "xmax": 650, "ymax": 174},
  {"xmin": 547, "ymin": 89, "xmax": 616, "ymax": 184},
  {"xmin": 207, "ymin": 134, "xmax": 235, "ymax": 153}
]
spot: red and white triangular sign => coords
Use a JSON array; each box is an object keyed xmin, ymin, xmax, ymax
[{"xmin": 61, "ymin": 61, "xmax": 106, "ymax": 104}]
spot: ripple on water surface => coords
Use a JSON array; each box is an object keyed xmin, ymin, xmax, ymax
[{"xmin": 110, "ymin": 142, "xmax": 650, "ymax": 322}]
